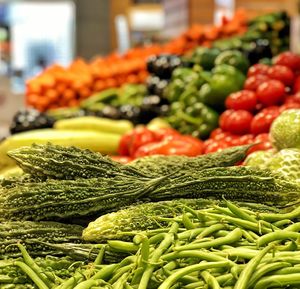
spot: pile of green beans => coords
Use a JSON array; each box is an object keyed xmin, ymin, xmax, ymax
[{"xmin": 6, "ymin": 201, "xmax": 300, "ymax": 289}]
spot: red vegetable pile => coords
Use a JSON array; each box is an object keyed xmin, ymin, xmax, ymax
[
  {"xmin": 204, "ymin": 51, "xmax": 300, "ymax": 154},
  {"xmin": 116, "ymin": 127, "xmax": 204, "ymax": 162}
]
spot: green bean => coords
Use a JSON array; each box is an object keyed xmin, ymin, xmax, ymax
[
  {"xmin": 73, "ymin": 279, "xmax": 107, "ymax": 289},
  {"xmin": 94, "ymin": 245, "xmax": 106, "ymax": 266},
  {"xmin": 272, "ymin": 267, "xmax": 300, "ymax": 275},
  {"xmin": 217, "ymin": 248, "xmax": 259, "ymax": 259},
  {"xmin": 174, "ymin": 228, "xmax": 242, "ymax": 251},
  {"xmin": 234, "ymin": 243, "xmax": 275, "ymax": 289},
  {"xmin": 225, "ymin": 200, "xmax": 257, "ymax": 223},
  {"xmin": 108, "ymin": 241, "xmax": 139, "ymax": 253},
  {"xmin": 200, "ymin": 212, "xmax": 271, "ymax": 234},
  {"xmin": 283, "ymin": 222, "xmax": 300, "ymax": 232},
  {"xmin": 182, "ymin": 213, "xmax": 196, "ymax": 229},
  {"xmin": 138, "ymin": 222, "xmax": 179, "ymax": 289},
  {"xmin": 56, "ymin": 271, "xmax": 85, "ymax": 289},
  {"xmin": 213, "ymin": 230, "xmax": 231, "ymax": 238},
  {"xmin": 157, "ymin": 261, "xmax": 230, "ymax": 289},
  {"xmin": 241, "ymin": 229, "xmax": 256, "ymax": 243},
  {"xmin": 16, "ymin": 243, "xmax": 54, "ymax": 288},
  {"xmin": 259, "ymin": 206, "xmax": 300, "ymax": 222},
  {"xmin": 257, "ymin": 231, "xmax": 300, "ymax": 247},
  {"xmin": 177, "ymin": 228, "xmax": 206, "ymax": 240},
  {"xmin": 273, "ymin": 219, "xmax": 293, "ymax": 228},
  {"xmin": 108, "ymin": 264, "xmax": 135, "ymax": 284},
  {"xmin": 253, "ymin": 273, "xmax": 300, "ymax": 289},
  {"xmin": 212, "ymin": 206, "xmax": 236, "ymax": 217},
  {"xmin": 201, "ymin": 271, "xmax": 221, "ymax": 289},
  {"xmin": 183, "ymin": 280, "xmax": 206, "ymax": 289},
  {"xmin": 216, "ymin": 273, "xmax": 235, "ymax": 286},
  {"xmin": 161, "ymin": 250, "xmax": 236, "ymax": 267},
  {"xmin": 197, "ymin": 224, "xmax": 227, "ymax": 240},
  {"xmin": 247, "ymin": 261, "xmax": 290, "ymax": 288},
  {"xmin": 131, "ymin": 267, "xmax": 144, "ymax": 285},
  {"xmin": 112, "ymin": 272, "xmax": 130, "ymax": 289},
  {"xmin": 14, "ymin": 261, "xmax": 49, "ymax": 289}
]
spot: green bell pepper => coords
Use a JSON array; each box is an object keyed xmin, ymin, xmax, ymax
[
  {"xmin": 191, "ymin": 47, "xmax": 221, "ymax": 70},
  {"xmin": 214, "ymin": 50, "xmax": 250, "ymax": 74},
  {"xmin": 198, "ymin": 64, "xmax": 245, "ymax": 109}
]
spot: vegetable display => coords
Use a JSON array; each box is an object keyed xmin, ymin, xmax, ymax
[
  {"xmin": 203, "ymin": 51, "xmax": 300, "ymax": 154},
  {"xmin": 3, "ymin": 200, "xmax": 300, "ymax": 288}
]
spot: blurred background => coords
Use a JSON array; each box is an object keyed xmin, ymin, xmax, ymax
[{"xmin": 0, "ymin": 0, "xmax": 299, "ymax": 134}]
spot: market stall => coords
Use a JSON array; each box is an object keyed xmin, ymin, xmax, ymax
[{"xmin": 1, "ymin": 7, "xmax": 300, "ymax": 289}]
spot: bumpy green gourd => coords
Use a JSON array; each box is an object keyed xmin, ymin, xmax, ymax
[
  {"xmin": 128, "ymin": 144, "xmax": 253, "ymax": 177},
  {"xmin": 148, "ymin": 166, "xmax": 300, "ymax": 205},
  {"xmin": 7, "ymin": 143, "xmax": 252, "ymax": 180},
  {"xmin": 0, "ymin": 175, "xmax": 166, "ymax": 221},
  {"xmin": 83, "ymin": 198, "xmax": 279, "ymax": 242},
  {"xmin": 0, "ymin": 221, "xmax": 84, "ymax": 258},
  {"xmin": 7, "ymin": 143, "xmax": 144, "ymax": 180}
]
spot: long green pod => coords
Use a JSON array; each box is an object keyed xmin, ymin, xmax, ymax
[
  {"xmin": 257, "ymin": 231, "xmax": 300, "ymax": 247},
  {"xmin": 200, "ymin": 271, "xmax": 221, "ymax": 289},
  {"xmin": 138, "ymin": 223, "xmax": 179, "ymax": 289},
  {"xmin": 247, "ymin": 262, "xmax": 291, "ymax": 288},
  {"xmin": 253, "ymin": 273, "xmax": 300, "ymax": 289},
  {"xmin": 14, "ymin": 261, "xmax": 49, "ymax": 289},
  {"xmin": 157, "ymin": 261, "xmax": 230, "ymax": 289},
  {"xmin": 173, "ymin": 228, "xmax": 242, "ymax": 251},
  {"xmin": 234, "ymin": 243, "xmax": 275, "ymax": 289},
  {"xmin": 161, "ymin": 250, "xmax": 236, "ymax": 267}
]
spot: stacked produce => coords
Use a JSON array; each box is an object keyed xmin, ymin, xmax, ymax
[
  {"xmin": 1, "ymin": 143, "xmax": 300, "ymax": 288},
  {"xmin": 203, "ymin": 51, "xmax": 300, "ymax": 153},
  {"xmin": 25, "ymin": 11, "xmax": 248, "ymax": 112}
]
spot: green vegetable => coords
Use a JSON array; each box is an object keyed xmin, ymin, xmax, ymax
[
  {"xmin": 245, "ymin": 148, "xmax": 300, "ymax": 183},
  {"xmin": 7, "ymin": 143, "xmax": 144, "ymax": 180},
  {"xmin": 198, "ymin": 64, "xmax": 245, "ymax": 109},
  {"xmin": 0, "ymin": 221, "xmax": 84, "ymax": 258},
  {"xmin": 270, "ymin": 109, "xmax": 300, "ymax": 150},
  {"xmin": 190, "ymin": 47, "xmax": 221, "ymax": 70},
  {"xmin": 214, "ymin": 50, "xmax": 250, "ymax": 74},
  {"xmin": 0, "ymin": 174, "xmax": 166, "ymax": 221},
  {"xmin": 54, "ymin": 116, "xmax": 134, "ymax": 135},
  {"xmin": 129, "ymin": 144, "xmax": 253, "ymax": 177}
]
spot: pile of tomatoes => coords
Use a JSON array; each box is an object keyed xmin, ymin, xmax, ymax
[{"xmin": 204, "ymin": 51, "xmax": 300, "ymax": 154}]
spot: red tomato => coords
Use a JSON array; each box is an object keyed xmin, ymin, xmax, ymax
[
  {"xmin": 273, "ymin": 51, "xmax": 300, "ymax": 71},
  {"xmin": 204, "ymin": 141, "xmax": 229, "ymax": 154},
  {"xmin": 152, "ymin": 128, "xmax": 180, "ymax": 141},
  {"xmin": 225, "ymin": 90, "xmax": 257, "ymax": 111},
  {"xmin": 256, "ymin": 80, "xmax": 286, "ymax": 106},
  {"xmin": 294, "ymin": 76, "xmax": 300, "ymax": 92},
  {"xmin": 255, "ymin": 133, "xmax": 270, "ymax": 143},
  {"xmin": 247, "ymin": 141, "xmax": 273, "ymax": 155},
  {"xmin": 267, "ymin": 65, "xmax": 295, "ymax": 86},
  {"xmin": 239, "ymin": 134, "xmax": 255, "ymax": 145},
  {"xmin": 118, "ymin": 133, "xmax": 132, "ymax": 156},
  {"xmin": 220, "ymin": 110, "xmax": 253, "ymax": 135},
  {"xmin": 244, "ymin": 74, "xmax": 270, "ymax": 91},
  {"xmin": 247, "ymin": 64, "xmax": 270, "ymax": 77},
  {"xmin": 118, "ymin": 127, "xmax": 157, "ymax": 157},
  {"xmin": 209, "ymin": 128, "xmax": 224, "ymax": 139},
  {"xmin": 134, "ymin": 136, "xmax": 204, "ymax": 158},
  {"xmin": 250, "ymin": 106, "xmax": 280, "ymax": 135},
  {"xmin": 219, "ymin": 110, "xmax": 234, "ymax": 131},
  {"xmin": 110, "ymin": 156, "xmax": 133, "ymax": 164}
]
